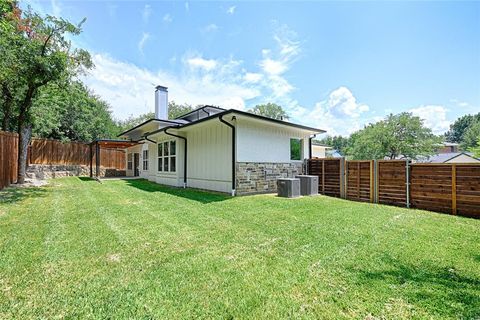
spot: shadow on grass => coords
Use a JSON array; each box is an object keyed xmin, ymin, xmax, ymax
[
  {"xmin": 0, "ymin": 186, "xmax": 49, "ymax": 205},
  {"xmin": 122, "ymin": 179, "xmax": 230, "ymax": 204},
  {"xmin": 353, "ymin": 258, "xmax": 480, "ymax": 318},
  {"xmin": 78, "ymin": 177, "xmax": 97, "ymax": 182}
]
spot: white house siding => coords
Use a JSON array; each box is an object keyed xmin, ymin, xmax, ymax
[
  {"xmin": 236, "ymin": 118, "xmax": 310, "ymax": 163},
  {"xmin": 184, "ymin": 121, "xmax": 232, "ymax": 193},
  {"xmin": 235, "ymin": 118, "xmax": 310, "ymax": 194}
]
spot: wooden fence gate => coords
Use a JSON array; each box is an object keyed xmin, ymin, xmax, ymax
[{"xmin": 346, "ymin": 160, "xmax": 374, "ymax": 202}]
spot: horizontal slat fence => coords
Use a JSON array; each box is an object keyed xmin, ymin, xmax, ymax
[
  {"xmin": 346, "ymin": 160, "xmax": 374, "ymax": 202},
  {"xmin": 308, "ymin": 158, "xmax": 480, "ymax": 218},
  {"xmin": 29, "ymin": 138, "xmax": 125, "ymax": 170},
  {"xmin": 307, "ymin": 158, "xmax": 344, "ymax": 197},
  {"xmin": 0, "ymin": 131, "xmax": 18, "ymax": 189},
  {"xmin": 29, "ymin": 139, "xmax": 90, "ymax": 165},
  {"xmin": 376, "ymin": 160, "xmax": 408, "ymax": 207}
]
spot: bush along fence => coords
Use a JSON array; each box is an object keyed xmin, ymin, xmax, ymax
[
  {"xmin": 307, "ymin": 158, "xmax": 480, "ymax": 219},
  {"xmin": 0, "ymin": 131, "xmax": 127, "ymax": 190}
]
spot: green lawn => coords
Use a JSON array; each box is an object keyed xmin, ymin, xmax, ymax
[{"xmin": 0, "ymin": 178, "xmax": 479, "ymax": 319}]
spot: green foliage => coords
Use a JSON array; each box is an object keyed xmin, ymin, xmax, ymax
[
  {"xmin": 316, "ymin": 135, "xmax": 349, "ymax": 154},
  {"xmin": 31, "ymin": 81, "xmax": 119, "ymax": 141},
  {"xmin": 248, "ymin": 103, "xmax": 289, "ymax": 120},
  {"xmin": 461, "ymin": 120, "xmax": 480, "ymax": 150},
  {"xmin": 445, "ymin": 113, "xmax": 480, "ymax": 144},
  {"xmin": 169, "ymin": 101, "xmax": 193, "ymax": 119},
  {"xmin": 345, "ymin": 112, "xmax": 441, "ymax": 160},
  {"xmin": 116, "ymin": 112, "xmax": 155, "ymax": 134}
]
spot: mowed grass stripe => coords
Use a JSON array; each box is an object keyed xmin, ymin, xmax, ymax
[{"xmin": 0, "ymin": 177, "xmax": 479, "ymax": 319}]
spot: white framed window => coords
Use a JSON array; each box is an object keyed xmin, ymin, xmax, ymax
[
  {"xmin": 290, "ymin": 138, "xmax": 302, "ymax": 161},
  {"xmin": 127, "ymin": 153, "xmax": 133, "ymax": 170},
  {"xmin": 158, "ymin": 140, "xmax": 176, "ymax": 172},
  {"xmin": 142, "ymin": 150, "xmax": 148, "ymax": 171}
]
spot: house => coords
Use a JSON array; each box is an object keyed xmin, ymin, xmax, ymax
[
  {"xmin": 311, "ymin": 141, "xmax": 332, "ymax": 158},
  {"xmin": 118, "ymin": 86, "xmax": 325, "ymax": 195},
  {"xmin": 437, "ymin": 142, "xmax": 460, "ymax": 154},
  {"xmin": 426, "ymin": 152, "xmax": 480, "ymax": 163}
]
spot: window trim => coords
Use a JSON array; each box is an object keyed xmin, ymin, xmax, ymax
[
  {"xmin": 157, "ymin": 140, "xmax": 177, "ymax": 173},
  {"xmin": 142, "ymin": 149, "xmax": 149, "ymax": 171},
  {"xmin": 290, "ymin": 138, "xmax": 303, "ymax": 161},
  {"xmin": 127, "ymin": 153, "xmax": 133, "ymax": 170}
]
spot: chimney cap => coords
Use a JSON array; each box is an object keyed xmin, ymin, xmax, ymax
[{"xmin": 156, "ymin": 85, "xmax": 168, "ymax": 92}]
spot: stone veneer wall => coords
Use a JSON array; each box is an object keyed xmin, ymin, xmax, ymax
[
  {"xmin": 236, "ymin": 162, "xmax": 304, "ymax": 195},
  {"xmin": 26, "ymin": 164, "xmax": 126, "ymax": 180}
]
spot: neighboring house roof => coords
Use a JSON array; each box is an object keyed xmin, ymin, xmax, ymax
[
  {"xmin": 426, "ymin": 152, "xmax": 479, "ymax": 163},
  {"xmin": 119, "ymin": 107, "xmax": 325, "ymax": 140},
  {"xmin": 327, "ymin": 149, "xmax": 343, "ymax": 158},
  {"xmin": 311, "ymin": 141, "xmax": 332, "ymax": 148}
]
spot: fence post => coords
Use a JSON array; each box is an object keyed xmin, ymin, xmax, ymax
[
  {"xmin": 374, "ymin": 160, "xmax": 379, "ymax": 203},
  {"xmin": 321, "ymin": 159, "xmax": 325, "ymax": 194},
  {"xmin": 406, "ymin": 160, "xmax": 410, "ymax": 208},
  {"xmin": 452, "ymin": 164, "xmax": 457, "ymax": 215},
  {"xmin": 344, "ymin": 159, "xmax": 348, "ymax": 199},
  {"xmin": 370, "ymin": 160, "xmax": 374, "ymax": 203}
]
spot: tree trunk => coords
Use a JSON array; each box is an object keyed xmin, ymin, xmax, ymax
[
  {"xmin": 1, "ymin": 84, "xmax": 13, "ymax": 131},
  {"xmin": 16, "ymin": 86, "xmax": 36, "ymax": 184},
  {"xmin": 17, "ymin": 122, "xmax": 32, "ymax": 184}
]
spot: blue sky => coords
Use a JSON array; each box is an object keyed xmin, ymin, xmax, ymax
[{"xmin": 25, "ymin": 0, "xmax": 480, "ymax": 136}]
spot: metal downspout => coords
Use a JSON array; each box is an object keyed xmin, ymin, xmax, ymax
[{"xmin": 219, "ymin": 115, "xmax": 236, "ymax": 196}]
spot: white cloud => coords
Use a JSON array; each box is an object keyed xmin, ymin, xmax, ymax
[
  {"xmin": 299, "ymin": 87, "xmax": 371, "ymax": 136},
  {"xmin": 185, "ymin": 2, "xmax": 189, "ymax": 11},
  {"xmin": 202, "ymin": 24, "xmax": 219, "ymax": 34},
  {"xmin": 244, "ymin": 72, "xmax": 263, "ymax": 83},
  {"xmin": 138, "ymin": 33, "xmax": 150, "ymax": 55},
  {"xmin": 81, "ymin": 53, "xmax": 261, "ymax": 119},
  {"xmin": 143, "ymin": 4, "xmax": 152, "ymax": 23},
  {"xmin": 409, "ymin": 105, "xmax": 450, "ymax": 135},
  {"xmin": 260, "ymin": 58, "xmax": 288, "ymax": 76},
  {"xmin": 163, "ymin": 13, "xmax": 173, "ymax": 23},
  {"xmin": 186, "ymin": 57, "xmax": 218, "ymax": 71},
  {"xmin": 50, "ymin": 0, "xmax": 61, "ymax": 17},
  {"xmin": 227, "ymin": 6, "xmax": 236, "ymax": 14}
]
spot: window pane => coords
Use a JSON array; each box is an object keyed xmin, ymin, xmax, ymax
[
  {"xmin": 128, "ymin": 153, "xmax": 132, "ymax": 161},
  {"xmin": 158, "ymin": 143, "xmax": 163, "ymax": 156},
  {"xmin": 163, "ymin": 157, "xmax": 169, "ymax": 171},
  {"xmin": 170, "ymin": 141, "xmax": 176, "ymax": 156},
  {"xmin": 164, "ymin": 142, "xmax": 169, "ymax": 156},
  {"xmin": 290, "ymin": 139, "xmax": 302, "ymax": 161},
  {"xmin": 170, "ymin": 156, "xmax": 176, "ymax": 172},
  {"xmin": 158, "ymin": 158, "xmax": 162, "ymax": 172}
]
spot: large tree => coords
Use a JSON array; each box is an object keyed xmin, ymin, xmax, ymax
[
  {"xmin": 445, "ymin": 113, "xmax": 480, "ymax": 144},
  {"xmin": 248, "ymin": 103, "xmax": 289, "ymax": 120},
  {"xmin": 345, "ymin": 112, "xmax": 440, "ymax": 160},
  {"xmin": 461, "ymin": 120, "xmax": 480, "ymax": 150},
  {"xmin": 32, "ymin": 81, "xmax": 118, "ymax": 141},
  {"xmin": 316, "ymin": 135, "xmax": 349, "ymax": 154},
  {"xmin": 470, "ymin": 138, "xmax": 480, "ymax": 158},
  {"xmin": 168, "ymin": 101, "xmax": 193, "ymax": 119},
  {"xmin": 1, "ymin": 3, "xmax": 92, "ymax": 183}
]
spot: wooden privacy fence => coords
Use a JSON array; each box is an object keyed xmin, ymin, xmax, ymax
[
  {"xmin": 0, "ymin": 131, "xmax": 18, "ymax": 189},
  {"xmin": 1, "ymin": 134, "xmax": 127, "ymax": 190},
  {"xmin": 308, "ymin": 158, "xmax": 480, "ymax": 218},
  {"xmin": 29, "ymin": 138, "xmax": 126, "ymax": 170}
]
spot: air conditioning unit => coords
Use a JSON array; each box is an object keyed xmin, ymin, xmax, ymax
[
  {"xmin": 295, "ymin": 175, "xmax": 319, "ymax": 196},
  {"xmin": 277, "ymin": 178, "xmax": 301, "ymax": 198}
]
